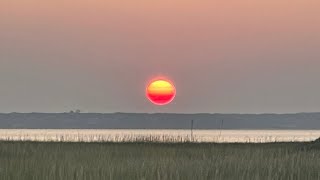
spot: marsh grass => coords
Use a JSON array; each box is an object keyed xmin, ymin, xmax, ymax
[
  {"xmin": 1, "ymin": 129, "xmax": 320, "ymax": 143},
  {"xmin": 0, "ymin": 140, "xmax": 320, "ymax": 180},
  {"xmin": 0, "ymin": 134, "xmax": 196, "ymax": 143}
]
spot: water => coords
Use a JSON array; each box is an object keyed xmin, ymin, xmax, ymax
[{"xmin": 0, "ymin": 129, "xmax": 319, "ymax": 143}]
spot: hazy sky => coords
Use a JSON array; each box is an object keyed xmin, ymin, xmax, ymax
[{"xmin": 1, "ymin": 0, "xmax": 320, "ymax": 113}]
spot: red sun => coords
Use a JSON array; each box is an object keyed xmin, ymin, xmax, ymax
[{"xmin": 146, "ymin": 79, "xmax": 176, "ymax": 105}]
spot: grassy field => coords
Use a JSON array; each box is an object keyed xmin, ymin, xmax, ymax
[{"xmin": 1, "ymin": 141, "xmax": 320, "ymax": 180}]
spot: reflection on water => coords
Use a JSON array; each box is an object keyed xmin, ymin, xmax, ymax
[{"xmin": 0, "ymin": 129, "xmax": 319, "ymax": 143}]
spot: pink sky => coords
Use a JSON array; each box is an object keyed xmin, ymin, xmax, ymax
[{"xmin": 1, "ymin": 0, "xmax": 320, "ymax": 113}]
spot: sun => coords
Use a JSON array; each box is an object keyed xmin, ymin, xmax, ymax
[{"xmin": 146, "ymin": 79, "xmax": 176, "ymax": 105}]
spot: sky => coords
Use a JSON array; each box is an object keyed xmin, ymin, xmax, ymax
[{"xmin": 1, "ymin": 0, "xmax": 320, "ymax": 113}]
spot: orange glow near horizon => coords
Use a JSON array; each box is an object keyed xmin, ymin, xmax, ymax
[{"xmin": 146, "ymin": 79, "xmax": 176, "ymax": 105}]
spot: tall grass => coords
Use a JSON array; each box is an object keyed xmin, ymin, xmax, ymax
[
  {"xmin": 0, "ymin": 134, "xmax": 196, "ymax": 143},
  {"xmin": 0, "ymin": 141, "xmax": 320, "ymax": 180},
  {"xmin": 0, "ymin": 132, "xmax": 317, "ymax": 143}
]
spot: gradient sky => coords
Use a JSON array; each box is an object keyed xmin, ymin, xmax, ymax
[{"xmin": 1, "ymin": 0, "xmax": 320, "ymax": 113}]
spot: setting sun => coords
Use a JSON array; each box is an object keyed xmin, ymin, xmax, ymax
[{"xmin": 146, "ymin": 79, "xmax": 176, "ymax": 105}]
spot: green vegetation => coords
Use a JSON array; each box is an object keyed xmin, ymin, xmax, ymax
[{"xmin": 1, "ymin": 141, "xmax": 320, "ymax": 180}]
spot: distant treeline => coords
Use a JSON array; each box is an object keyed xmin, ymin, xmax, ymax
[{"xmin": 0, "ymin": 113, "xmax": 320, "ymax": 129}]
